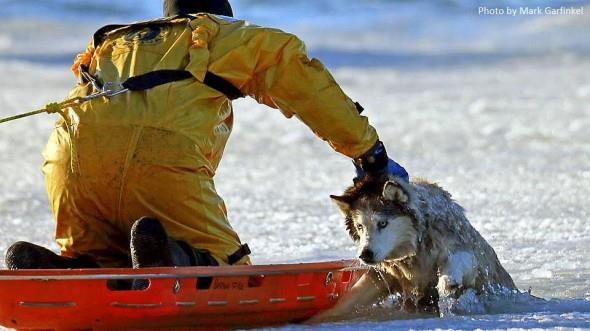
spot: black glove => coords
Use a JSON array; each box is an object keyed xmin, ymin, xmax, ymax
[{"xmin": 353, "ymin": 140, "xmax": 409, "ymax": 182}]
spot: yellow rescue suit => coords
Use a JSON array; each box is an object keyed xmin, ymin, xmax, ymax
[{"xmin": 43, "ymin": 14, "xmax": 378, "ymax": 267}]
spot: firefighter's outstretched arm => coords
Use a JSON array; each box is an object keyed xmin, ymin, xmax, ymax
[{"xmin": 209, "ymin": 22, "xmax": 408, "ymax": 180}]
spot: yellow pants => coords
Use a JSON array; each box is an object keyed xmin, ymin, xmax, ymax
[{"xmin": 42, "ymin": 123, "xmax": 249, "ymax": 267}]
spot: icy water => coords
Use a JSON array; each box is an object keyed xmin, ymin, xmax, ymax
[{"xmin": 1, "ymin": 0, "xmax": 590, "ymax": 330}]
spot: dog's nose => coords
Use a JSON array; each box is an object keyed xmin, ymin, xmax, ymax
[{"xmin": 359, "ymin": 249, "xmax": 374, "ymax": 263}]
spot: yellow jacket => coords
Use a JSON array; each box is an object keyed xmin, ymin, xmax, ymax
[{"xmin": 44, "ymin": 14, "xmax": 378, "ymax": 266}]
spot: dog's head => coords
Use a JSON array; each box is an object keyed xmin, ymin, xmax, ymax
[{"xmin": 331, "ymin": 175, "xmax": 420, "ymax": 265}]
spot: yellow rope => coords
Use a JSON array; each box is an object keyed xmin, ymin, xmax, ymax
[
  {"xmin": 44, "ymin": 102, "xmax": 64, "ymax": 114},
  {"xmin": 0, "ymin": 97, "xmax": 84, "ymax": 124},
  {"xmin": 0, "ymin": 97, "xmax": 84, "ymax": 175},
  {"xmin": 0, "ymin": 109, "xmax": 47, "ymax": 124}
]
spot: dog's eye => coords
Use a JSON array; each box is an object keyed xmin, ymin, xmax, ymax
[
  {"xmin": 377, "ymin": 220, "xmax": 388, "ymax": 229},
  {"xmin": 356, "ymin": 224, "xmax": 363, "ymax": 231}
]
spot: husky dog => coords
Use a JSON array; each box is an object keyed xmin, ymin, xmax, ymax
[{"xmin": 324, "ymin": 175, "xmax": 516, "ymax": 318}]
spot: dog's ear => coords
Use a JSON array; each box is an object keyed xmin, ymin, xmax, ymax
[
  {"xmin": 331, "ymin": 195, "xmax": 359, "ymax": 241},
  {"xmin": 382, "ymin": 180, "xmax": 409, "ymax": 204},
  {"xmin": 330, "ymin": 195, "xmax": 352, "ymax": 215}
]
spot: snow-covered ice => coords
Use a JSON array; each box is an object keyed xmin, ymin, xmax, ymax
[{"xmin": 0, "ymin": 0, "xmax": 589, "ymax": 329}]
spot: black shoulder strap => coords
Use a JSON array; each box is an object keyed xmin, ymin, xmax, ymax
[
  {"xmin": 122, "ymin": 70, "xmax": 193, "ymax": 91},
  {"xmin": 203, "ymin": 72, "xmax": 244, "ymax": 100}
]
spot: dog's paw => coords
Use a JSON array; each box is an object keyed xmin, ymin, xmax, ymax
[{"xmin": 382, "ymin": 180, "xmax": 409, "ymax": 204}]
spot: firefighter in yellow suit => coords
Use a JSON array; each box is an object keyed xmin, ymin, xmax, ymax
[{"xmin": 5, "ymin": 0, "xmax": 408, "ymax": 270}]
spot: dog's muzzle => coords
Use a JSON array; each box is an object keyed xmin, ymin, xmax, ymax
[{"xmin": 359, "ymin": 248, "xmax": 376, "ymax": 264}]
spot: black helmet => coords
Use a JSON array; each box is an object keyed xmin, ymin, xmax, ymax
[{"xmin": 163, "ymin": 0, "xmax": 233, "ymax": 17}]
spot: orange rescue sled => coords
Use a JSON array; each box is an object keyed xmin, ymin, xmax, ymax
[{"xmin": 0, "ymin": 259, "xmax": 365, "ymax": 330}]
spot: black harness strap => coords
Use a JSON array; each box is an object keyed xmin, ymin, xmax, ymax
[
  {"xmin": 122, "ymin": 70, "xmax": 193, "ymax": 91},
  {"xmin": 354, "ymin": 102, "xmax": 365, "ymax": 114},
  {"xmin": 227, "ymin": 244, "xmax": 251, "ymax": 265},
  {"xmin": 203, "ymin": 72, "xmax": 244, "ymax": 100},
  {"xmin": 118, "ymin": 70, "xmax": 244, "ymax": 100}
]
